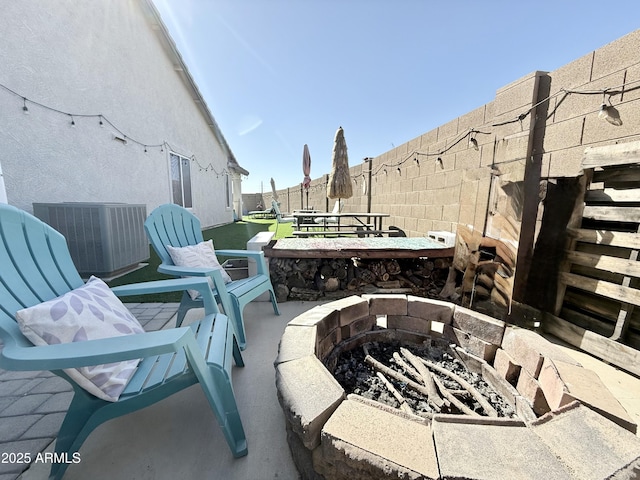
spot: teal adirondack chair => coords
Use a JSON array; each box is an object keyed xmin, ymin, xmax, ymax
[
  {"xmin": 144, "ymin": 204, "xmax": 280, "ymax": 350},
  {"xmin": 271, "ymin": 200, "xmax": 295, "ymax": 235},
  {"xmin": 0, "ymin": 204, "xmax": 247, "ymax": 480}
]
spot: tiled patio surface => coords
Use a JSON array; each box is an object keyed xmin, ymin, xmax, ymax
[
  {"xmin": 0, "ymin": 303, "xmax": 181, "ymax": 480},
  {"xmin": 0, "ymin": 299, "xmax": 638, "ymax": 480}
]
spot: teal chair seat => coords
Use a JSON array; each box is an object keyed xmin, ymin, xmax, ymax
[
  {"xmin": 144, "ymin": 204, "xmax": 280, "ymax": 350},
  {"xmin": 0, "ymin": 204, "xmax": 247, "ymax": 480}
]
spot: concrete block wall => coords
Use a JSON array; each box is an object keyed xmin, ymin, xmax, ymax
[
  {"xmin": 267, "ymin": 29, "xmax": 640, "ymax": 307},
  {"xmin": 270, "ymin": 29, "xmax": 639, "ymax": 231}
]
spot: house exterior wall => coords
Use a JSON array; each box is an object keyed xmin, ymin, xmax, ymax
[{"xmin": 0, "ymin": 0, "xmax": 234, "ymax": 228}]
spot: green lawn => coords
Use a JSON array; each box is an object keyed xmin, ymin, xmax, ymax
[{"xmin": 109, "ymin": 216, "xmax": 293, "ymax": 303}]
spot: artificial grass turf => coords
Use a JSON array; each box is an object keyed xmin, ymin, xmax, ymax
[{"xmin": 109, "ymin": 217, "xmax": 293, "ymax": 303}]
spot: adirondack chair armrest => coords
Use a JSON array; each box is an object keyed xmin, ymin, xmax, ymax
[
  {"xmin": 154, "ymin": 265, "xmax": 232, "ymax": 313},
  {"xmin": 1, "ymin": 326, "xmax": 196, "ymax": 372},
  {"xmin": 157, "ymin": 264, "xmax": 234, "ymax": 291},
  {"xmin": 215, "ymin": 249, "xmax": 269, "ymax": 275},
  {"xmin": 158, "ymin": 264, "xmax": 217, "ymax": 277},
  {"xmin": 111, "ymin": 277, "xmax": 218, "ymax": 315}
]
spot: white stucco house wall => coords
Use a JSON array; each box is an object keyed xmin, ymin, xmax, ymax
[{"xmin": 0, "ymin": 0, "xmax": 247, "ymax": 228}]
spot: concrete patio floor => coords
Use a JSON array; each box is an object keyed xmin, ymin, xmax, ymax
[
  {"xmin": 4, "ymin": 298, "xmax": 640, "ymax": 480},
  {"xmin": 13, "ymin": 300, "xmax": 325, "ymax": 480}
]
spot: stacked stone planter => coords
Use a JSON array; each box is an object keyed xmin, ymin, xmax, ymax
[{"xmin": 274, "ymin": 294, "xmax": 640, "ymax": 480}]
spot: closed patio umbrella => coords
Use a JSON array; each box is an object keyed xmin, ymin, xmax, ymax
[
  {"xmin": 270, "ymin": 177, "xmax": 279, "ymax": 202},
  {"xmin": 302, "ymin": 144, "xmax": 311, "ymax": 209},
  {"xmin": 327, "ymin": 126, "xmax": 353, "ymax": 200}
]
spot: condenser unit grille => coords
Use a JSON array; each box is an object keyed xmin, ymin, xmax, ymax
[{"xmin": 33, "ymin": 202, "xmax": 148, "ymax": 276}]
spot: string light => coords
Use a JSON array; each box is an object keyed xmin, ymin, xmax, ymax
[
  {"xmin": 3, "ymin": 75, "xmax": 637, "ymax": 185},
  {"xmin": 0, "ymin": 82, "xmax": 229, "ymax": 176},
  {"xmin": 598, "ymin": 93, "xmax": 623, "ymax": 126},
  {"xmin": 494, "ymin": 79, "xmax": 640, "ymax": 127}
]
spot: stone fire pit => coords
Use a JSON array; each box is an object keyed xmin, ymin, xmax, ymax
[{"xmin": 274, "ymin": 295, "xmax": 640, "ymax": 480}]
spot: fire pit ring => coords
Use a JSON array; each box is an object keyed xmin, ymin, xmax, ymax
[{"xmin": 274, "ymin": 295, "xmax": 640, "ymax": 480}]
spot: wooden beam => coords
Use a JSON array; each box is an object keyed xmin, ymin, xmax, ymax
[
  {"xmin": 567, "ymin": 228, "xmax": 640, "ymax": 249},
  {"xmin": 542, "ymin": 312, "xmax": 640, "ymax": 377},
  {"xmin": 565, "ymin": 250, "xmax": 640, "ymax": 278},
  {"xmin": 560, "ymin": 306, "xmax": 615, "ymax": 337},
  {"xmin": 582, "ymin": 141, "xmax": 640, "ymax": 169},
  {"xmin": 553, "ymin": 174, "xmax": 589, "ymax": 316},
  {"xmin": 582, "ymin": 205, "xmax": 640, "ymax": 223},
  {"xmin": 585, "ymin": 187, "xmax": 640, "ymax": 202},
  {"xmin": 593, "ymin": 167, "xmax": 640, "ymax": 184},
  {"xmin": 559, "ymin": 272, "xmax": 640, "ymax": 307},
  {"xmin": 611, "ymin": 225, "xmax": 640, "ymax": 341}
]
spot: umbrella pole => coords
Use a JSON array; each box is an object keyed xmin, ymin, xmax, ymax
[{"xmin": 306, "ymin": 190, "xmax": 309, "ymax": 210}]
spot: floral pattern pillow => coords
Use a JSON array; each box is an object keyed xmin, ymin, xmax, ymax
[
  {"xmin": 16, "ymin": 276, "xmax": 144, "ymax": 402},
  {"xmin": 166, "ymin": 240, "xmax": 232, "ymax": 300}
]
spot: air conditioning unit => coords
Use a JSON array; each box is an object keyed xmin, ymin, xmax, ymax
[{"xmin": 33, "ymin": 202, "xmax": 149, "ymax": 276}]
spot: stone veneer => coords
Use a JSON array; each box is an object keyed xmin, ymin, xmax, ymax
[{"xmin": 274, "ymin": 294, "xmax": 640, "ymax": 480}]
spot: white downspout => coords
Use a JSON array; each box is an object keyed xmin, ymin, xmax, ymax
[{"xmin": 0, "ymin": 160, "xmax": 7, "ymax": 204}]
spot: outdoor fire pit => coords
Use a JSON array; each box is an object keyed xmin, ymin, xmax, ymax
[{"xmin": 274, "ymin": 295, "xmax": 640, "ymax": 480}]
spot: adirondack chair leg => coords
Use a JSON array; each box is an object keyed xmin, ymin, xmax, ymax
[
  {"xmin": 232, "ymin": 333, "xmax": 244, "ymax": 367},
  {"xmin": 268, "ymin": 287, "xmax": 281, "ymax": 316},
  {"xmin": 176, "ymin": 291, "xmax": 201, "ymax": 327},
  {"xmin": 48, "ymin": 388, "xmax": 108, "ymax": 480},
  {"xmin": 184, "ymin": 334, "xmax": 248, "ymax": 457},
  {"xmin": 229, "ymin": 287, "xmax": 281, "ymax": 351}
]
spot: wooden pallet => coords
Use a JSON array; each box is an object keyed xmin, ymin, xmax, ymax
[{"xmin": 552, "ymin": 141, "xmax": 640, "ymax": 371}]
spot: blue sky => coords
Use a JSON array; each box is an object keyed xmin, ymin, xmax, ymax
[{"xmin": 152, "ymin": 0, "xmax": 640, "ymax": 194}]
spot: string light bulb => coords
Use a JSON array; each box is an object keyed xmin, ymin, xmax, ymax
[
  {"xmin": 22, "ymin": 98, "xmax": 29, "ymax": 114},
  {"xmin": 598, "ymin": 101, "xmax": 622, "ymax": 126},
  {"xmin": 69, "ymin": 114, "xmax": 75, "ymax": 126},
  {"xmin": 470, "ymin": 136, "xmax": 479, "ymax": 151}
]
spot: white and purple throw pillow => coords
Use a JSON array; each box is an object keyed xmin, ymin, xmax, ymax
[
  {"xmin": 166, "ymin": 240, "xmax": 232, "ymax": 300},
  {"xmin": 16, "ymin": 276, "xmax": 144, "ymax": 402}
]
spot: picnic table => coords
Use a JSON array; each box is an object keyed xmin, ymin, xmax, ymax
[{"xmin": 292, "ymin": 212, "xmax": 392, "ymax": 237}]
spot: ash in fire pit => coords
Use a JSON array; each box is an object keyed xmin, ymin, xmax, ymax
[{"xmin": 333, "ymin": 340, "xmax": 517, "ymax": 419}]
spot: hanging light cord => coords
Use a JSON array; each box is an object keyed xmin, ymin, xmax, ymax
[{"xmin": 0, "ymin": 82, "xmax": 229, "ymax": 176}]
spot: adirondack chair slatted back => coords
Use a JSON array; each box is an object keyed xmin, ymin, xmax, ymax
[
  {"xmin": 144, "ymin": 204, "xmax": 204, "ymax": 265},
  {"xmin": 0, "ymin": 205, "xmax": 83, "ymax": 343}
]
